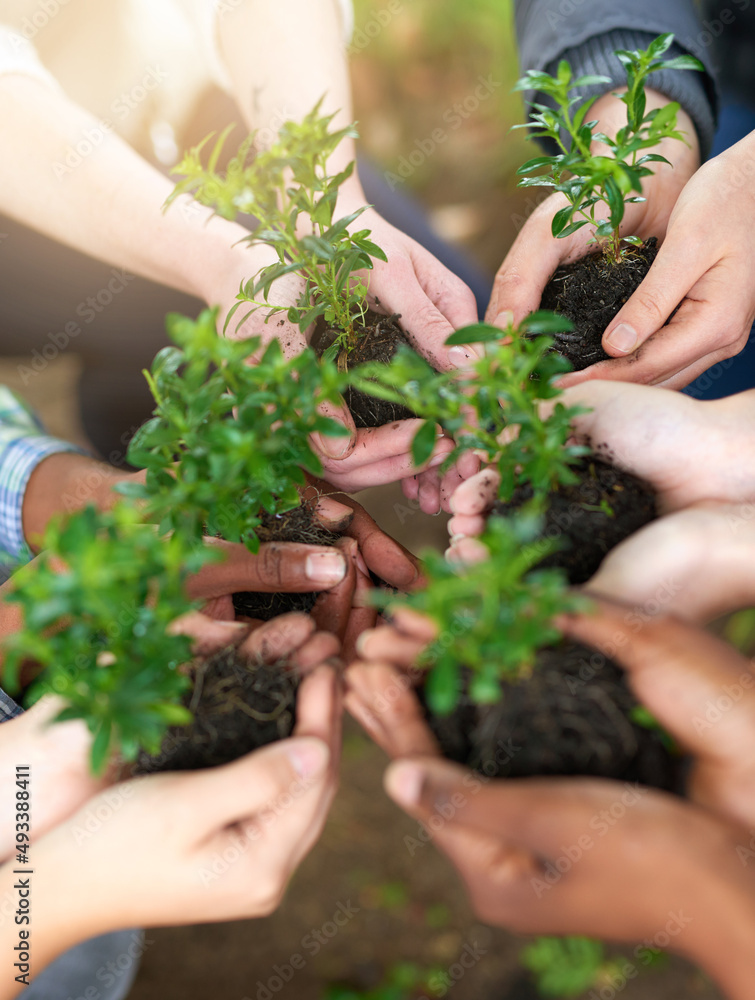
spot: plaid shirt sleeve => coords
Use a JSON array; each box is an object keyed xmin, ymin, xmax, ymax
[{"xmin": 0, "ymin": 386, "xmax": 87, "ymax": 566}]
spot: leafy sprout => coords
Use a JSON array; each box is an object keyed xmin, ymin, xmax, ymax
[
  {"xmin": 393, "ymin": 508, "xmax": 588, "ymax": 715},
  {"xmin": 521, "ymin": 937, "xmax": 618, "ymax": 998},
  {"xmin": 118, "ymin": 308, "xmax": 349, "ymax": 552},
  {"xmin": 1, "ymin": 504, "xmax": 210, "ymax": 772},
  {"xmin": 352, "ymin": 312, "xmax": 590, "ymax": 502},
  {"xmin": 166, "ymin": 99, "xmax": 387, "ymax": 353},
  {"xmin": 513, "ymin": 33, "xmax": 703, "ymax": 262},
  {"xmin": 323, "ymin": 963, "xmax": 441, "ymax": 1000}
]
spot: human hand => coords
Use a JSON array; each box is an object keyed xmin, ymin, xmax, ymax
[
  {"xmin": 445, "ymin": 384, "xmax": 755, "ymax": 558},
  {"xmin": 382, "ymin": 756, "xmax": 755, "ymax": 999},
  {"xmin": 558, "ymin": 599, "xmax": 755, "ymax": 830},
  {"xmin": 487, "ymin": 92, "xmax": 701, "ymax": 385},
  {"xmin": 557, "ymin": 129, "xmax": 755, "ymax": 390},
  {"xmin": 4, "ymin": 663, "xmax": 340, "ymax": 987}
]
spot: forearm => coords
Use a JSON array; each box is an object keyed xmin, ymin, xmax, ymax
[
  {"xmin": 0, "ymin": 75, "xmax": 249, "ymax": 305},
  {"xmin": 217, "ymin": 0, "xmax": 363, "ymax": 199},
  {"xmin": 22, "ymin": 454, "xmax": 132, "ymax": 553}
]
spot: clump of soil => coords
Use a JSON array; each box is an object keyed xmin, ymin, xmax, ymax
[
  {"xmin": 422, "ymin": 641, "xmax": 679, "ymax": 792},
  {"xmin": 137, "ymin": 646, "xmax": 298, "ymax": 773},
  {"xmin": 539, "ymin": 238, "xmax": 660, "ymax": 370},
  {"xmin": 311, "ymin": 308, "xmax": 417, "ymax": 427},
  {"xmin": 493, "ymin": 456, "xmax": 657, "ymax": 585},
  {"xmin": 232, "ymin": 500, "xmax": 339, "ymax": 621}
]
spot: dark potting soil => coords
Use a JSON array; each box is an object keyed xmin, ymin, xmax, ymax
[
  {"xmin": 493, "ymin": 456, "xmax": 658, "ymax": 585},
  {"xmin": 539, "ymin": 238, "xmax": 660, "ymax": 371},
  {"xmin": 312, "ymin": 308, "xmax": 417, "ymax": 428},
  {"xmin": 422, "ymin": 641, "xmax": 679, "ymax": 792},
  {"xmin": 232, "ymin": 500, "xmax": 339, "ymax": 621},
  {"xmin": 136, "ymin": 646, "xmax": 297, "ymax": 773}
]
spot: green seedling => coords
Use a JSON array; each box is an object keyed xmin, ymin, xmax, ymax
[
  {"xmin": 167, "ymin": 100, "xmax": 386, "ymax": 355},
  {"xmin": 513, "ymin": 33, "xmax": 703, "ymax": 262},
  {"xmin": 1, "ymin": 503, "xmax": 209, "ymax": 772},
  {"xmin": 119, "ymin": 308, "xmax": 349, "ymax": 552}
]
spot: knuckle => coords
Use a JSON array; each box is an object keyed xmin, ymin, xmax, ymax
[{"xmin": 259, "ymin": 543, "xmax": 286, "ymax": 587}]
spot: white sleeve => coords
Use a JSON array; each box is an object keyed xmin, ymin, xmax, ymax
[
  {"xmin": 195, "ymin": 0, "xmax": 354, "ymax": 92},
  {"xmin": 0, "ymin": 25, "xmax": 60, "ymax": 89}
]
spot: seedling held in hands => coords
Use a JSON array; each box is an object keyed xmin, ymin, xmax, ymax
[
  {"xmin": 119, "ymin": 309, "xmax": 349, "ymax": 552},
  {"xmin": 513, "ymin": 33, "xmax": 703, "ymax": 262},
  {"xmin": 1, "ymin": 504, "xmax": 209, "ymax": 772},
  {"xmin": 167, "ymin": 100, "xmax": 386, "ymax": 356}
]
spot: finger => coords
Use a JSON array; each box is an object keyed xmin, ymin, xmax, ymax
[
  {"xmin": 187, "ymin": 540, "xmax": 348, "ymax": 598},
  {"xmin": 344, "ymin": 661, "xmax": 439, "ymax": 758},
  {"xmin": 289, "ymin": 631, "xmax": 341, "ymax": 674},
  {"xmin": 341, "ymin": 564, "xmax": 379, "ymax": 663},
  {"xmin": 448, "ymin": 468, "xmax": 501, "ymax": 516},
  {"xmin": 401, "ymin": 475, "xmax": 420, "ymax": 502},
  {"xmin": 445, "ymin": 538, "xmax": 490, "ymax": 565},
  {"xmin": 557, "ymin": 600, "xmax": 755, "ymax": 769},
  {"xmin": 389, "ymin": 606, "xmax": 438, "ymax": 640},
  {"xmin": 238, "ymin": 613, "xmax": 316, "ymax": 663},
  {"xmin": 169, "ymin": 613, "xmax": 250, "ymax": 654},
  {"xmin": 561, "ymin": 284, "xmax": 750, "ymax": 391},
  {"xmin": 485, "ymin": 195, "xmax": 589, "ymax": 326},
  {"xmin": 186, "ymin": 734, "xmax": 331, "ymax": 829},
  {"xmin": 310, "ymin": 494, "xmax": 355, "ymax": 533},
  {"xmin": 438, "ymin": 462, "xmax": 470, "ymax": 514},
  {"xmin": 356, "ymin": 624, "xmax": 428, "ymax": 670},
  {"xmin": 310, "ymin": 537, "xmax": 358, "ymax": 639},
  {"xmin": 601, "ymin": 234, "xmax": 707, "ymax": 358},
  {"xmin": 317, "ymin": 485, "xmax": 420, "ymax": 590},
  {"xmin": 312, "ymin": 397, "xmax": 357, "ymax": 461},
  {"xmin": 447, "ymin": 514, "xmax": 487, "ymax": 538},
  {"xmin": 384, "ymin": 757, "xmax": 623, "ymax": 850},
  {"xmin": 321, "ymin": 420, "xmax": 443, "ymax": 471}
]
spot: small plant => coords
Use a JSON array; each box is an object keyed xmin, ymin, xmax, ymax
[
  {"xmin": 513, "ymin": 33, "xmax": 703, "ymax": 262},
  {"xmin": 352, "ymin": 313, "xmax": 589, "ymax": 502},
  {"xmin": 1, "ymin": 504, "xmax": 210, "ymax": 771},
  {"xmin": 521, "ymin": 937, "xmax": 621, "ymax": 998},
  {"xmin": 119, "ymin": 308, "xmax": 349, "ymax": 552},
  {"xmin": 167, "ymin": 100, "xmax": 386, "ymax": 355},
  {"xmin": 323, "ymin": 963, "xmax": 439, "ymax": 1000},
  {"xmin": 393, "ymin": 508, "xmax": 587, "ymax": 714}
]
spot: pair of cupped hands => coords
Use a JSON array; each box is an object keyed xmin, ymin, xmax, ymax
[
  {"xmin": 281, "ymin": 93, "xmax": 755, "ymax": 517},
  {"xmin": 6, "ymin": 381, "xmax": 755, "ymax": 996}
]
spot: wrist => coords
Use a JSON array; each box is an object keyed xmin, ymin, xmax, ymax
[{"xmin": 23, "ymin": 454, "xmax": 132, "ymax": 552}]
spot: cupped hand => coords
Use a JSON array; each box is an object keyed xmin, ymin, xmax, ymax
[
  {"xmin": 487, "ymin": 92, "xmax": 701, "ymax": 386},
  {"xmin": 382, "ymin": 756, "xmax": 755, "ymax": 998},
  {"xmin": 561, "ymin": 130, "xmax": 755, "ymax": 390},
  {"xmin": 23, "ymin": 662, "xmax": 341, "ymax": 970},
  {"xmin": 559, "ymin": 599, "xmax": 755, "ymax": 830}
]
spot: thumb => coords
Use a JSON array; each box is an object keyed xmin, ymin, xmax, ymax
[
  {"xmin": 312, "ymin": 397, "xmax": 357, "ymax": 461},
  {"xmin": 186, "ymin": 736, "xmax": 331, "ymax": 829},
  {"xmin": 601, "ymin": 237, "xmax": 703, "ymax": 357}
]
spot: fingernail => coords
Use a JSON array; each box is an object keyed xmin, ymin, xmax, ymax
[
  {"xmin": 429, "ymin": 452, "xmax": 448, "ymax": 469},
  {"xmin": 494, "ymin": 310, "xmax": 514, "ymax": 329},
  {"xmin": 355, "ymin": 631, "xmax": 371, "ymax": 657},
  {"xmin": 314, "ymin": 427, "xmax": 352, "ymax": 459},
  {"xmin": 288, "ymin": 739, "xmax": 329, "ymax": 779},
  {"xmin": 305, "ymin": 551, "xmax": 347, "ymax": 583},
  {"xmin": 605, "ymin": 323, "xmax": 637, "ymax": 355},
  {"xmin": 355, "ymin": 550, "xmax": 369, "ymax": 577},
  {"xmin": 385, "ymin": 761, "xmax": 424, "ymax": 806},
  {"xmin": 447, "ymin": 345, "xmax": 482, "ymax": 369}
]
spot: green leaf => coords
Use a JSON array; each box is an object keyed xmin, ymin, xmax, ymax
[
  {"xmin": 522, "ymin": 311, "xmax": 574, "ymax": 335},
  {"xmin": 411, "ymin": 419, "xmax": 437, "ymax": 467},
  {"xmin": 551, "ymin": 204, "xmax": 574, "ymax": 237},
  {"xmin": 91, "ymin": 720, "xmax": 112, "ymax": 775},
  {"xmin": 647, "ymin": 33, "xmax": 675, "ymax": 58},
  {"xmin": 657, "ymin": 54, "xmax": 704, "ymax": 72},
  {"xmin": 445, "ymin": 323, "xmax": 501, "ymax": 346}
]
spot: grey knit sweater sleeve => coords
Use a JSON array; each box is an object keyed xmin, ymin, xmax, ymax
[{"xmin": 514, "ymin": 0, "xmax": 719, "ymax": 160}]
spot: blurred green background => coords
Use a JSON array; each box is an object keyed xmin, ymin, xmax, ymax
[{"xmin": 351, "ymin": 0, "xmax": 533, "ymax": 278}]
